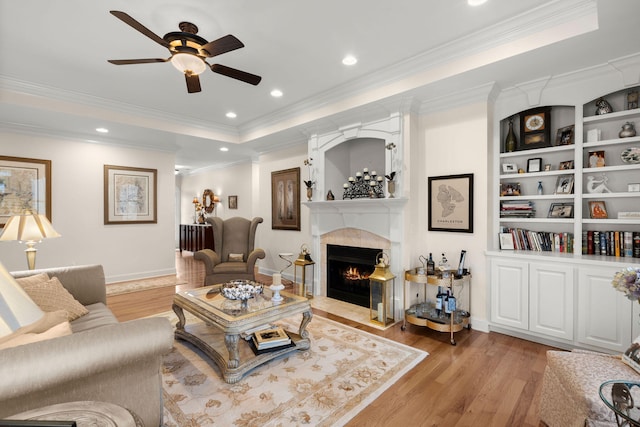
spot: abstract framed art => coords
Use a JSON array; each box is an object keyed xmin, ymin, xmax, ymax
[
  {"xmin": 271, "ymin": 167, "xmax": 301, "ymax": 230},
  {"xmin": 104, "ymin": 165, "xmax": 157, "ymax": 224}
]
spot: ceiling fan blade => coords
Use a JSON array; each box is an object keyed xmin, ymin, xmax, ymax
[
  {"xmin": 211, "ymin": 64, "xmax": 262, "ymax": 86},
  {"xmin": 201, "ymin": 34, "xmax": 244, "ymax": 57},
  {"xmin": 185, "ymin": 73, "xmax": 202, "ymax": 93},
  {"xmin": 108, "ymin": 58, "xmax": 170, "ymax": 65},
  {"xmin": 110, "ymin": 10, "xmax": 170, "ymax": 49}
]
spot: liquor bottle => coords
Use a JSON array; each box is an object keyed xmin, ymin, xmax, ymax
[
  {"xmin": 438, "ymin": 253, "xmax": 449, "ymax": 270},
  {"xmin": 505, "ymin": 117, "xmax": 517, "ymax": 153},
  {"xmin": 457, "ymin": 250, "xmax": 467, "ymax": 276},
  {"xmin": 435, "ymin": 286, "xmax": 444, "ymax": 316},
  {"xmin": 427, "ymin": 253, "xmax": 435, "ymax": 275},
  {"xmin": 445, "ymin": 289, "xmax": 456, "ymax": 315}
]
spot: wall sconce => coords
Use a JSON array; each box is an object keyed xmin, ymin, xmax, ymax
[
  {"xmin": 369, "ymin": 251, "xmax": 395, "ymax": 326},
  {"xmin": 0, "ymin": 211, "xmax": 61, "ymax": 270},
  {"xmin": 294, "ymin": 244, "xmax": 315, "ymax": 298}
]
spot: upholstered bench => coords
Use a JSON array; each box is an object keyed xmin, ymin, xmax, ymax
[{"xmin": 539, "ymin": 350, "xmax": 640, "ymax": 427}]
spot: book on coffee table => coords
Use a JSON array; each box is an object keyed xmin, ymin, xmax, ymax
[{"xmin": 254, "ymin": 327, "xmax": 290, "ymax": 349}]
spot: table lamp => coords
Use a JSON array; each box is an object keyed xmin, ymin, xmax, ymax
[
  {"xmin": 0, "ymin": 211, "xmax": 61, "ymax": 270},
  {"xmin": 0, "ymin": 261, "xmax": 44, "ymax": 337}
]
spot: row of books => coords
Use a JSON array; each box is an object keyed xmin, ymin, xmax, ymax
[
  {"xmin": 582, "ymin": 231, "xmax": 640, "ymax": 257},
  {"xmin": 501, "ymin": 227, "xmax": 574, "ymax": 253},
  {"xmin": 500, "ymin": 200, "xmax": 535, "ymax": 218}
]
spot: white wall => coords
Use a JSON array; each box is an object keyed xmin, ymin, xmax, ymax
[
  {"xmin": 417, "ymin": 102, "xmax": 490, "ymax": 329},
  {"xmin": 0, "ymin": 132, "xmax": 176, "ymax": 282}
]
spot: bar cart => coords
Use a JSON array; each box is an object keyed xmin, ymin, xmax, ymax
[{"xmin": 401, "ymin": 268, "xmax": 471, "ymax": 345}]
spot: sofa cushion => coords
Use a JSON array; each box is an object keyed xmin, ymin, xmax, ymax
[
  {"xmin": 15, "ymin": 272, "xmax": 49, "ymax": 288},
  {"xmin": 228, "ymin": 253, "xmax": 244, "ymax": 262},
  {"xmin": 70, "ymin": 303, "xmax": 118, "ymax": 333},
  {"xmin": 0, "ymin": 310, "xmax": 71, "ymax": 350},
  {"xmin": 22, "ymin": 277, "xmax": 89, "ymax": 321}
]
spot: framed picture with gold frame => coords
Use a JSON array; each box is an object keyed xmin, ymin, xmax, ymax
[
  {"xmin": 0, "ymin": 155, "xmax": 52, "ymax": 227},
  {"xmin": 519, "ymin": 107, "xmax": 551, "ymax": 150},
  {"xmin": 271, "ymin": 167, "xmax": 301, "ymax": 230}
]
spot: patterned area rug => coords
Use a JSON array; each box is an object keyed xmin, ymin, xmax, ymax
[
  {"xmin": 158, "ymin": 312, "xmax": 427, "ymax": 426},
  {"xmin": 106, "ymin": 275, "xmax": 185, "ymax": 296}
]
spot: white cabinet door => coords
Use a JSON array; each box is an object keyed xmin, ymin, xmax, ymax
[
  {"xmin": 491, "ymin": 259, "xmax": 529, "ymax": 330},
  {"xmin": 577, "ymin": 267, "xmax": 632, "ymax": 352},
  {"xmin": 529, "ymin": 263, "xmax": 574, "ymax": 340}
]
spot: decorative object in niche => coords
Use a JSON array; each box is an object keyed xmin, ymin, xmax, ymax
[
  {"xmin": 326, "ymin": 190, "xmax": 335, "ymax": 200},
  {"xmin": 586, "ymin": 174, "xmax": 612, "ymax": 194},
  {"xmin": 588, "ymin": 150, "xmax": 606, "ymax": 168},
  {"xmin": 342, "ymin": 169, "xmax": 384, "ymax": 199},
  {"xmin": 619, "ymin": 122, "xmax": 637, "ymax": 138},
  {"xmin": 519, "ymin": 107, "xmax": 551, "ymax": 150},
  {"xmin": 588, "ymin": 200, "xmax": 608, "ymax": 219},
  {"xmin": 554, "ymin": 175, "xmax": 574, "ymax": 195},
  {"xmin": 504, "ymin": 116, "xmax": 517, "ymax": 152},
  {"xmin": 628, "ymin": 90, "xmax": 639, "ymax": 110},
  {"xmin": 303, "ymin": 158, "xmax": 314, "ymax": 202},
  {"xmin": 595, "ymin": 97, "xmax": 613, "ymax": 115},
  {"xmin": 555, "ymin": 124, "xmax": 575, "ymax": 146},
  {"xmin": 620, "ymin": 147, "xmax": 640, "ymax": 164}
]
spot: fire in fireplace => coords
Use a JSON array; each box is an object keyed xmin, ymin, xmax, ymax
[{"xmin": 327, "ymin": 244, "xmax": 381, "ymax": 308}]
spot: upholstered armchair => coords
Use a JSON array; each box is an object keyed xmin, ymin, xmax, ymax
[{"xmin": 194, "ymin": 216, "xmax": 266, "ymax": 285}]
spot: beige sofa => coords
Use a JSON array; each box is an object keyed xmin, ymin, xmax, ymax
[{"xmin": 0, "ymin": 265, "xmax": 174, "ymax": 427}]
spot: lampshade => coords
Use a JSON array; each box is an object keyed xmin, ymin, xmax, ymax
[
  {"xmin": 0, "ymin": 212, "xmax": 61, "ymax": 270},
  {"xmin": 171, "ymin": 53, "xmax": 206, "ymax": 75},
  {"xmin": 0, "ymin": 261, "xmax": 44, "ymax": 338}
]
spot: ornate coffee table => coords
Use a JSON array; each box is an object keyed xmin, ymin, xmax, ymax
[{"xmin": 172, "ymin": 285, "xmax": 312, "ymax": 384}]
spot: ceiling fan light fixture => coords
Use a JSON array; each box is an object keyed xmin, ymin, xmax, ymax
[{"xmin": 171, "ymin": 53, "xmax": 206, "ymax": 75}]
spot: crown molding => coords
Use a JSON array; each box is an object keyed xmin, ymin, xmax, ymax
[{"xmin": 419, "ymin": 82, "xmax": 498, "ymax": 115}]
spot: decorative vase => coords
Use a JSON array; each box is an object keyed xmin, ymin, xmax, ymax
[
  {"xmin": 387, "ymin": 181, "xmax": 396, "ymax": 198},
  {"xmin": 537, "ymin": 181, "xmax": 543, "ymax": 195},
  {"xmin": 619, "ymin": 122, "xmax": 637, "ymax": 138},
  {"xmin": 595, "ymin": 97, "xmax": 613, "ymax": 115},
  {"xmin": 505, "ymin": 117, "xmax": 517, "ymax": 153},
  {"xmin": 306, "ymin": 187, "xmax": 313, "ymax": 201}
]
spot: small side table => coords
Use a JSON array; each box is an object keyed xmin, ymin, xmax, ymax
[
  {"xmin": 599, "ymin": 380, "xmax": 640, "ymax": 427},
  {"xmin": 5, "ymin": 401, "xmax": 142, "ymax": 427}
]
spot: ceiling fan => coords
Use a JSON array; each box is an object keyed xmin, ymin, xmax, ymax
[{"xmin": 107, "ymin": 10, "xmax": 261, "ymax": 93}]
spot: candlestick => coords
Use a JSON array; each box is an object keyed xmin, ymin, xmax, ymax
[
  {"xmin": 343, "ymin": 183, "xmax": 349, "ymax": 188},
  {"xmin": 363, "ymin": 167, "xmax": 369, "ymax": 173},
  {"xmin": 348, "ymin": 176, "xmax": 355, "ymax": 182}
]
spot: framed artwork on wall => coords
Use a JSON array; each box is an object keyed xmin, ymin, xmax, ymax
[
  {"xmin": 428, "ymin": 173, "xmax": 474, "ymax": 233},
  {"xmin": 228, "ymin": 195, "xmax": 238, "ymax": 209},
  {"xmin": 271, "ymin": 167, "xmax": 301, "ymax": 230},
  {"xmin": 0, "ymin": 156, "xmax": 52, "ymax": 227},
  {"xmin": 104, "ymin": 165, "xmax": 157, "ymax": 224}
]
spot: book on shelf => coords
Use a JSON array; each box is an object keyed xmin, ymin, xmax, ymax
[
  {"xmin": 500, "ymin": 200, "xmax": 536, "ymax": 218},
  {"xmin": 253, "ymin": 327, "xmax": 291, "ymax": 350},
  {"xmin": 499, "ymin": 227, "xmax": 573, "ymax": 253},
  {"xmin": 582, "ymin": 231, "xmax": 640, "ymax": 258}
]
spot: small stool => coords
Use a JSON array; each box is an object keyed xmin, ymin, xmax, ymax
[{"xmin": 6, "ymin": 401, "xmax": 143, "ymax": 427}]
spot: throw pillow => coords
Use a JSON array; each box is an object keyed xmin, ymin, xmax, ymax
[
  {"xmin": 22, "ymin": 277, "xmax": 89, "ymax": 321},
  {"xmin": 0, "ymin": 310, "xmax": 71, "ymax": 350},
  {"xmin": 623, "ymin": 336, "xmax": 640, "ymax": 374},
  {"xmin": 229, "ymin": 253, "xmax": 244, "ymax": 262},
  {"xmin": 15, "ymin": 272, "xmax": 50, "ymax": 288}
]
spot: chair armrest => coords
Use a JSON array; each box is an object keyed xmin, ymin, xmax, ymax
[
  {"xmin": 194, "ymin": 249, "xmax": 222, "ymax": 273},
  {"xmin": 246, "ymin": 248, "xmax": 266, "ymax": 271},
  {"xmin": 0, "ymin": 317, "xmax": 173, "ymax": 402}
]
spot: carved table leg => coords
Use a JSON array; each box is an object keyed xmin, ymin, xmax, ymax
[
  {"xmin": 224, "ymin": 333, "xmax": 240, "ymax": 368},
  {"xmin": 299, "ymin": 309, "xmax": 313, "ymax": 339},
  {"xmin": 172, "ymin": 304, "xmax": 186, "ymax": 331}
]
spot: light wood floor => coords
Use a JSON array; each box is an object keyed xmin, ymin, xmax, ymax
[{"xmin": 107, "ymin": 251, "xmax": 555, "ymax": 427}]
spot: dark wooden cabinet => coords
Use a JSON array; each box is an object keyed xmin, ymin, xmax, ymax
[{"xmin": 179, "ymin": 224, "xmax": 213, "ymax": 253}]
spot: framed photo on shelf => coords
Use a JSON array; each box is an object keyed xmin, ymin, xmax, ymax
[
  {"xmin": 527, "ymin": 158, "xmax": 542, "ymax": 173},
  {"xmin": 103, "ymin": 165, "xmax": 157, "ymax": 224},
  {"xmin": 588, "ymin": 150, "xmax": 606, "ymax": 168},
  {"xmin": 554, "ymin": 175, "xmax": 574, "ymax": 195},
  {"xmin": 559, "ymin": 160, "xmax": 574, "ymax": 170},
  {"xmin": 544, "ymin": 164, "xmax": 551, "ymax": 171},
  {"xmin": 499, "ymin": 233, "xmax": 515, "ymax": 250},
  {"xmin": 555, "ymin": 125, "xmax": 575, "ymax": 146},
  {"xmin": 0, "ymin": 155, "xmax": 52, "ymax": 227},
  {"xmin": 548, "ymin": 202, "xmax": 574, "ymax": 218},
  {"xmin": 427, "ymin": 173, "xmax": 474, "ymax": 233},
  {"xmin": 271, "ymin": 167, "xmax": 301, "ymax": 230},
  {"xmin": 502, "ymin": 163, "xmax": 517, "ymax": 174},
  {"xmin": 500, "ymin": 182, "xmax": 521, "ymax": 196},
  {"xmin": 588, "ymin": 200, "xmax": 608, "ymax": 219}
]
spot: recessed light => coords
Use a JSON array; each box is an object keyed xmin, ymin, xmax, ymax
[
  {"xmin": 220, "ymin": 147, "xmax": 229, "ymax": 152},
  {"xmin": 342, "ymin": 55, "xmax": 357, "ymax": 66},
  {"xmin": 270, "ymin": 89, "xmax": 283, "ymax": 98},
  {"xmin": 468, "ymin": 0, "xmax": 487, "ymax": 5},
  {"xmin": 226, "ymin": 112, "xmax": 237, "ymax": 118},
  {"xmin": 95, "ymin": 127, "xmax": 109, "ymax": 133}
]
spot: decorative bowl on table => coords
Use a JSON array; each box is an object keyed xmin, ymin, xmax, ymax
[{"xmin": 221, "ymin": 280, "xmax": 263, "ymax": 304}]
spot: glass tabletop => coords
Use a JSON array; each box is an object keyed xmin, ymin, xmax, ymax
[
  {"xmin": 179, "ymin": 284, "xmax": 307, "ymax": 320},
  {"xmin": 599, "ymin": 380, "xmax": 640, "ymax": 427}
]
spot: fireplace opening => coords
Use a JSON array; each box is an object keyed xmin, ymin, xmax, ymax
[{"xmin": 327, "ymin": 244, "xmax": 381, "ymax": 308}]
